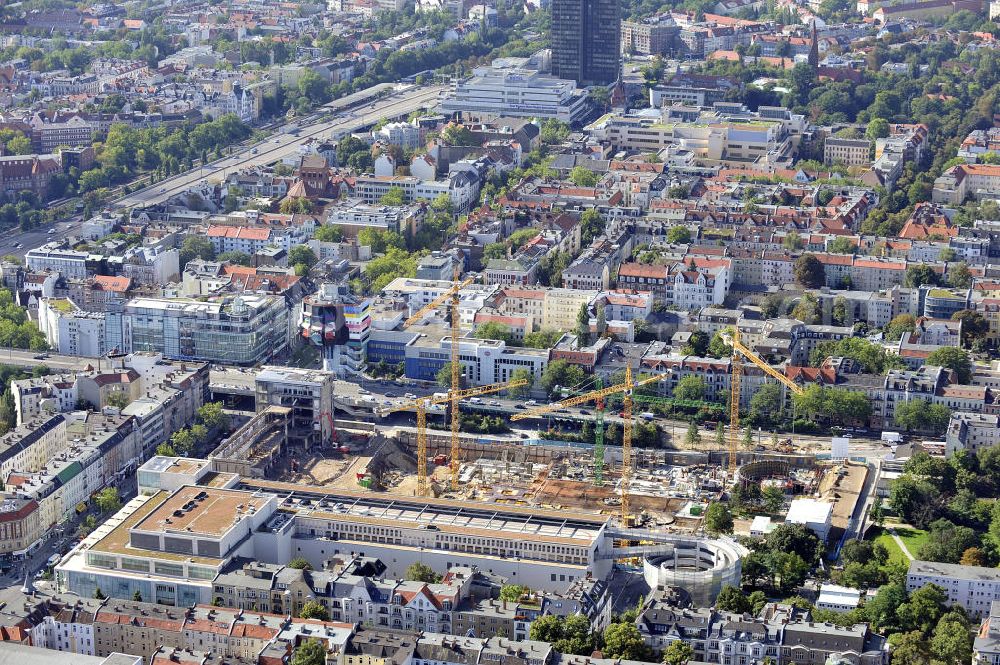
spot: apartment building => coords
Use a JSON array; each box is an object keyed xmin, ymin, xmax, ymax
[
  {"xmin": 824, "ymin": 138, "xmax": 872, "ymax": 167},
  {"xmin": 907, "ymin": 560, "xmax": 1000, "ymax": 618},
  {"xmin": 1, "ymin": 413, "xmax": 141, "ymax": 559},
  {"xmin": 352, "ymin": 172, "xmax": 480, "ymax": 215},
  {"xmin": 975, "ymin": 601, "xmax": 1000, "ymax": 665},
  {"xmin": 327, "ymin": 199, "xmax": 426, "ymax": 238},
  {"xmin": 637, "ymin": 598, "xmax": 887, "ymax": 665},
  {"xmin": 934, "ymin": 163, "xmax": 1000, "ymax": 204},
  {"xmin": 621, "ymin": 18, "xmax": 678, "ymax": 54},
  {"xmin": 618, "ymin": 264, "xmax": 670, "ymax": 304},
  {"xmin": 25, "ymin": 243, "xmax": 91, "ymax": 280},
  {"xmin": 946, "ymin": 412, "xmax": 1000, "ymax": 456}
]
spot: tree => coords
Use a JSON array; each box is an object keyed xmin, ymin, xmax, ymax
[
  {"xmin": 602, "ymin": 623, "xmax": 651, "ymax": 661},
  {"xmin": 794, "ymin": 254, "xmax": 825, "ymax": 288},
  {"xmin": 475, "ymin": 322, "xmax": 514, "ymax": 344},
  {"xmin": 569, "ymin": 166, "xmax": 599, "ymax": 187},
  {"xmin": 662, "ymin": 641, "xmax": 694, "ymax": 665},
  {"xmin": 156, "ymin": 443, "xmax": 177, "ymax": 456},
  {"xmin": 500, "ymin": 584, "xmax": 528, "ymax": 602},
  {"xmin": 436, "ymin": 362, "xmax": 464, "ymax": 390},
  {"xmin": 289, "ymin": 245, "xmax": 318, "ymax": 272},
  {"xmin": 179, "ymin": 235, "xmax": 215, "ymax": 267},
  {"xmin": 889, "ymin": 475, "xmax": 941, "ymax": 528},
  {"xmin": 894, "ymin": 399, "xmax": 952, "ymax": 435},
  {"xmin": 715, "ymin": 584, "xmax": 749, "ymax": 612},
  {"xmin": 767, "ymin": 523, "xmax": 822, "ymax": 564},
  {"xmin": 762, "ymin": 485, "xmax": 785, "ymax": 514},
  {"xmin": 866, "ymin": 118, "xmax": 890, "ymax": 140},
  {"xmin": 948, "ymin": 262, "xmax": 973, "ymax": 288},
  {"xmin": 523, "ymin": 329, "xmax": 562, "ymax": 349},
  {"xmin": 132, "ymin": 589, "xmax": 142, "ymax": 602},
  {"xmin": 959, "ymin": 547, "xmax": 986, "ymax": 566},
  {"xmin": 579, "ymin": 208, "xmax": 605, "ymax": 245},
  {"xmin": 905, "ymin": 264, "xmax": 939, "ymax": 287},
  {"xmin": 291, "ymin": 639, "xmax": 327, "ymax": 665},
  {"xmin": 683, "ymin": 330, "xmax": 710, "ymax": 357},
  {"xmin": 685, "ymin": 420, "xmax": 702, "ymax": 447},
  {"xmin": 105, "ymin": 391, "xmax": 130, "ymax": 409},
  {"xmin": 288, "ymin": 557, "xmax": 312, "ymax": 570},
  {"xmin": 930, "ymin": 611, "xmax": 973, "ymax": 665},
  {"xmin": 379, "ymin": 186, "xmax": 406, "ymax": 206},
  {"xmin": 708, "ymin": 330, "xmax": 733, "ymax": 358},
  {"xmin": 749, "ymin": 384, "xmax": 783, "ymax": 427},
  {"xmin": 827, "ymin": 237, "xmax": 855, "ymax": 254},
  {"xmin": 674, "ymin": 376, "xmax": 707, "ymax": 401},
  {"xmin": 926, "ymin": 347, "xmax": 972, "ymax": 383},
  {"xmin": 405, "ymin": 562, "xmax": 440, "ymax": 583},
  {"xmin": 792, "ymin": 385, "xmax": 872, "ymax": 426},
  {"xmin": 529, "ymin": 615, "xmax": 594, "ymax": 655},
  {"xmin": 783, "ymin": 231, "xmax": 804, "ymax": 250},
  {"xmin": 952, "ymin": 309, "xmax": 990, "ymax": 347},
  {"xmin": 575, "ymin": 303, "xmax": 591, "ymax": 346},
  {"xmin": 508, "ymin": 368, "xmax": 534, "ymax": 399},
  {"xmin": 889, "ymin": 632, "xmax": 931, "ymax": 665},
  {"xmin": 667, "ymin": 226, "xmax": 692, "ymax": 244},
  {"xmin": 541, "ymin": 359, "xmax": 587, "ymax": 396},
  {"xmin": 171, "ymin": 428, "xmax": 197, "ymax": 455},
  {"xmin": 94, "ymin": 587, "xmax": 106, "ymax": 600},
  {"xmin": 483, "ymin": 242, "xmax": 506, "ymax": 260},
  {"xmin": 715, "ymin": 422, "xmax": 725, "ymax": 448},
  {"xmin": 791, "ymin": 292, "xmax": 820, "ymax": 324},
  {"xmin": 704, "ymin": 502, "xmax": 734, "ymax": 535},
  {"xmin": 299, "ymin": 600, "xmax": 329, "ymax": 621},
  {"xmin": 314, "ymin": 225, "xmax": 344, "ymax": 242},
  {"xmin": 198, "ymin": 402, "xmax": 231, "ymax": 431},
  {"xmin": 885, "ymin": 314, "xmax": 917, "ymax": 340},
  {"xmin": 95, "ymin": 487, "xmax": 121, "ymax": 513},
  {"xmin": 218, "ymin": 251, "xmax": 252, "ymax": 266}
]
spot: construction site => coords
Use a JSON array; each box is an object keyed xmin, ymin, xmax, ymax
[{"xmin": 213, "ymin": 276, "xmax": 867, "ymax": 546}]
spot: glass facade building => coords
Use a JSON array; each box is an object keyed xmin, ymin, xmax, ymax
[{"xmin": 551, "ymin": 0, "xmax": 621, "ymax": 87}]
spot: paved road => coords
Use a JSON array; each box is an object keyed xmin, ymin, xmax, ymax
[
  {"xmin": 0, "ymin": 215, "xmax": 83, "ymax": 260},
  {"xmin": 0, "ymin": 348, "xmax": 103, "ymax": 371},
  {"xmin": 115, "ymin": 84, "xmax": 447, "ymax": 210}
]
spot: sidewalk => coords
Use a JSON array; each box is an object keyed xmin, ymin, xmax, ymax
[{"xmin": 889, "ymin": 528, "xmax": 915, "ymax": 561}]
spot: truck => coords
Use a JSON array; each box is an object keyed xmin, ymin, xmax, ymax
[{"xmin": 639, "ymin": 412, "xmax": 656, "ymax": 421}]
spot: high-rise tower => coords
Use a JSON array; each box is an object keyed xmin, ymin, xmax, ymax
[{"xmin": 551, "ymin": 0, "xmax": 621, "ymax": 87}]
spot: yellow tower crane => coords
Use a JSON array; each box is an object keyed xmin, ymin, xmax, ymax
[
  {"xmin": 721, "ymin": 329, "xmax": 804, "ymax": 477},
  {"xmin": 376, "ymin": 378, "xmax": 530, "ymax": 496},
  {"xmin": 511, "ymin": 369, "xmax": 670, "ymax": 527}
]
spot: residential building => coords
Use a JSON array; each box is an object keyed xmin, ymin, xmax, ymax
[
  {"xmin": 907, "ymin": 560, "xmax": 1000, "ymax": 618},
  {"xmin": 824, "ymin": 138, "xmax": 872, "ymax": 166},
  {"xmin": 946, "ymin": 412, "xmax": 1000, "ymax": 455}
]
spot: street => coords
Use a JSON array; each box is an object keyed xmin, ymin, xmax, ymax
[{"xmin": 114, "ymin": 84, "xmax": 447, "ymax": 210}]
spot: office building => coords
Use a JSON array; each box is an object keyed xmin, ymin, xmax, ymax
[
  {"xmin": 441, "ymin": 60, "xmax": 590, "ymax": 123},
  {"xmin": 120, "ymin": 295, "xmax": 289, "ymax": 366},
  {"xmin": 551, "ymin": 0, "xmax": 621, "ymax": 86}
]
